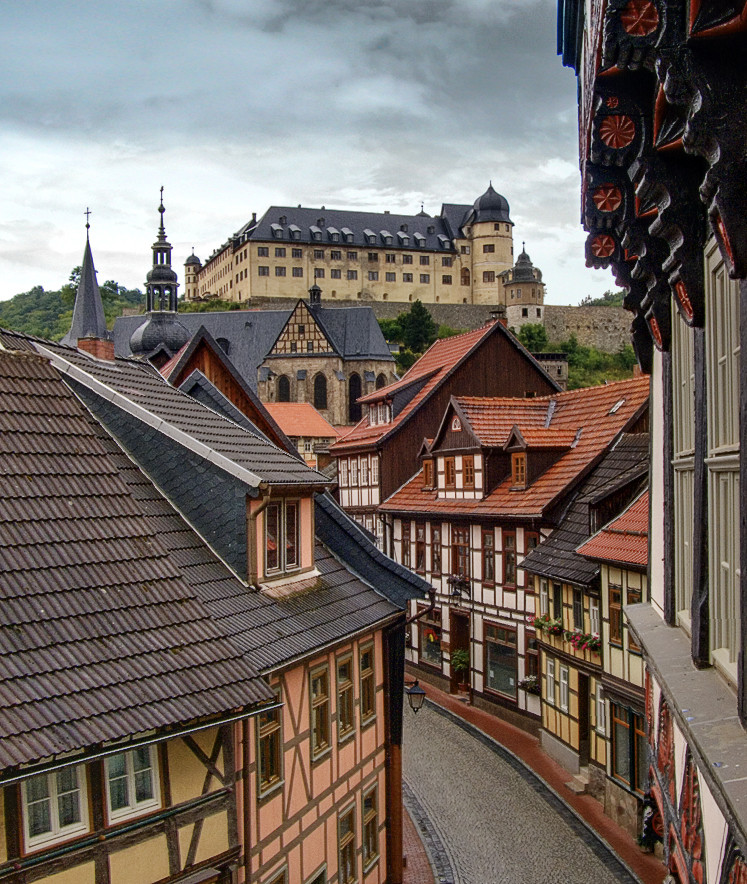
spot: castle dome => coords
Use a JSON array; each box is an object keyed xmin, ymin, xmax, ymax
[
  {"xmin": 471, "ymin": 183, "xmax": 511, "ymax": 224},
  {"xmin": 513, "ymin": 245, "xmax": 536, "ymax": 282},
  {"xmin": 185, "ymin": 252, "xmax": 201, "ymax": 266},
  {"xmin": 130, "ymin": 312, "xmax": 190, "ymax": 357}
]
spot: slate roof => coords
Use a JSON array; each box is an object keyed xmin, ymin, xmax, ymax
[
  {"xmin": 112, "ymin": 301, "xmax": 393, "ymax": 390},
  {"xmin": 331, "ymin": 322, "xmax": 560, "ymax": 453},
  {"xmin": 379, "ymin": 379, "xmax": 649, "ymax": 520},
  {"xmin": 576, "ymin": 490, "xmax": 649, "ymax": 568},
  {"xmin": 265, "ymin": 403, "xmax": 341, "ymax": 440},
  {"xmin": 60, "ymin": 238, "xmax": 108, "ymax": 347},
  {"xmin": 521, "ymin": 435, "xmax": 649, "ymax": 585},
  {"xmin": 0, "ymin": 349, "xmax": 274, "ymax": 770}
]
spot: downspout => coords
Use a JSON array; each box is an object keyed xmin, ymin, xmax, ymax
[
  {"xmin": 242, "ymin": 718, "xmax": 253, "ymax": 884},
  {"xmin": 405, "ymin": 587, "xmax": 436, "ymax": 625},
  {"xmin": 247, "ymin": 485, "xmax": 271, "ymax": 589}
]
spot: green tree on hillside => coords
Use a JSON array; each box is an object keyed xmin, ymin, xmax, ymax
[
  {"xmin": 517, "ymin": 323, "xmax": 549, "ymax": 352},
  {"xmin": 579, "ymin": 289, "xmax": 625, "ymax": 307}
]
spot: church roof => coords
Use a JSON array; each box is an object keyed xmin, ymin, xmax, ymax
[{"xmin": 61, "ymin": 237, "xmax": 108, "ymax": 347}]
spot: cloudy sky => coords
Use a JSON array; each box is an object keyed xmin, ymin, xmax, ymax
[{"xmin": 0, "ymin": 0, "xmax": 615, "ymax": 305}]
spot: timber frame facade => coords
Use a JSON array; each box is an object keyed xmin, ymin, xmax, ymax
[{"xmin": 559, "ymin": 0, "xmax": 747, "ymax": 879}]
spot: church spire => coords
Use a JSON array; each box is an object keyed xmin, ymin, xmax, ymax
[
  {"xmin": 145, "ymin": 186, "xmax": 179, "ymax": 312},
  {"xmin": 61, "ymin": 210, "xmax": 108, "ymax": 347}
]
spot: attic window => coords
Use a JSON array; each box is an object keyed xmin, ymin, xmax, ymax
[
  {"xmin": 427, "ymin": 225, "xmax": 435, "ymax": 234},
  {"xmin": 423, "ymin": 460, "xmax": 434, "ymax": 489},
  {"xmin": 451, "ymin": 416, "xmax": 462, "ymax": 432},
  {"xmin": 608, "ymin": 398, "xmax": 626, "ymax": 414},
  {"xmin": 279, "ymin": 215, "xmax": 287, "ymax": 225},
  {"xmin": 511, "ymin": 453, "xmax": 526, "ymax": 488}
]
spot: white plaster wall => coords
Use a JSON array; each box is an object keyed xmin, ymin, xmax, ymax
[{"xmin": 649, "ymin": 349, "xmax": 665, "ymax": 618}]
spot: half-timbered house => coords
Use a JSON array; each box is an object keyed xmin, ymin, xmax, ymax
[
  {"xmin": 379, "ymin": 379, "xmax": 648, "ymax": 732},
  {"xmin": 558, "ymin": 0, "xmax": 747, "ymax": 877}
]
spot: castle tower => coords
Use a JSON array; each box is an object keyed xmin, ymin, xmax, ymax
[
  {"xmin": 184, "ymin": 250, "xmax": 202, "ymax": 301},
  {"xmin": 145, "ymin": 187, "xmax": 179, "ymax": 312},
  {"xmin": 502, "ymin": 244, "xmax": 546, "ymax": 330},
  {"xmin": 464, "ymin": 183, "xmax": 514, "ymax": 306},
  {"xmin": 61, "ymin": 208, "xmax": 108, "ymax": 347}
]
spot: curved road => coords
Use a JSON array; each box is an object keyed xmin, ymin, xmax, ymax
[{"xmin": 403, "ymin": 702, "xmax": 639, "ymax": 884}]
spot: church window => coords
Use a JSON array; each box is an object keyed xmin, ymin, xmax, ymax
[
  {"xmin": 315, "ymin": 268, "xmax": 325, "ymax": 278},
  {"xmin": 275, "ymin": 266, "xmax": 286, "ymax": 277},
  {"xmin": 278, "ymin": 375, "xmax": 291, "ymax": 402},
  {"xmin": 331, "ymin": 269, "xmax": 342, "ymax": 279},
  {"xmin": 442, "ymin": 275, "xmax": 452, "ymax": 285},
  {"xmin": 483, "ymin": 244, "xmax": 495, "ymax": 253},
  {"xmin": 349, "ymin": 374, "xmax": 362, "ymax": 423},
  {"xmin": 368, "ymin": 271, "xmax": 379, "ymax": 281},
  {"xmin": 347, "ymin": 270, "xmax": 358, "ymax": 280},
  {"xmin": 258, "ymin": 266, "xmax": 270, "ymax": 276},
  {"xmin": 402, "ymin": 254, "xmax": 413, "ymax": 265},
  {"xmin": 275, "ymin": 247, "xmax": 286, "ymax": 257},
  {"xmin": 258, "ymin": 247, "xmax": 269, "ymax": 257},
  {"xmin": 376, "ymin": 374, "xmax": 386, "ymax": 389},
  {"xmin": 420, "ymin": 256, "xmax": 430, "ymax": 265},
  {"xmin": 461, "ymin": 269, "xmax": 470, "ymax": 286},
  {"xmin": 483, "ymin": 271, "xmax": 495, "ymax": 283},
  {"xmin": 314, "ymin": 374, "xmax": 328, "ymax": 410},
  {"xmin": 292, "ymin": 247, "xmax": 303, "ymax": 258},
  {"xmin": 292, "ymin": 267, "xmax": 303, "ymax": 277},
  {"xmin": 403, "ymin": 273, "xmax": 413, "ymax": 283},
  {"xmin": 420, "ymin": 274, "xmax": 430, "ymax": 284}
]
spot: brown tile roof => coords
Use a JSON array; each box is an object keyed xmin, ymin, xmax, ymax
[
  {"xmin": 576, "ymin": 490, "xmax": 649, "ymax": 566},
  {"xmin": 265, "ymin": 402, "xmax": 341, "ymax": 440},
  {"xmin": 380, "ymin": 377, "xmax": 649, "ymax": 520},
  {"xmin": 0, "ymin": 350, "xmax": 274, "ymax": 770}
]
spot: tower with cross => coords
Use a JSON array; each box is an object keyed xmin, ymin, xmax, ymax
[{"xmin": 144, "ymin": 187, "xmax": 179, "ymax": 313}]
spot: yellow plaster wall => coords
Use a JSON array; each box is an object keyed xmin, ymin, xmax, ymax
[
  {"xmin": 0, "ymin": 803, "xmax": 6, "ymax": 864},
  {"xmin": 108, "ymin": 836, "xmax": 170, "ymax": 884},
  {"xmin": 167, "ymin": 727, "xmax": 223, "ymax": 807},
  {"xmin": 45, "ymin": 864, "xmax": 96, "ymax": 884}
]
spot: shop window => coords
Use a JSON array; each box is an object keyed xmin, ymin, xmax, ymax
[
  {"xmin": 419, "ymin": 606, "xmax": 442, "ymax": 668},
  {"xmin": 611, "ymin": 704, "xmax": 647, "ymax": 794},
  {"xmin": 485, "ymin": 624, "xmax": 517, "ymax": 699}
]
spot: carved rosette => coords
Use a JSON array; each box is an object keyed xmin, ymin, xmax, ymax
[{"xmin": 602, "ymin": 0, "xmax": 663, "ymax": 70}]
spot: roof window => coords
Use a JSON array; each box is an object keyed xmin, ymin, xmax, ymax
[
  {"xmin": 608, "ymin": 398, "xmax": 626, "ymax": 414},
  {"xmin": 270, "ymin": 223, "xmax": 284, "ymax": 239},
  {"xmin": 341, "ymin": 227, "xmax": 354, "ymax": 243}
]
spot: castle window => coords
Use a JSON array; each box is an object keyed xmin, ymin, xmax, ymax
[
  {"xmin": 265, "ymin": 500, "xmax": 300, "ymax": 574},
  {"xmin": 461, "ymin": 246, "xmax": 470, "ymax": 255},
  {"xmin": 275, "ymin": 247, "xmax": 286, "ymax": 257},
  {"xmin": 461, "ymin": 268, "xmax": 470, "ymax": 286},
  {"xmin": 442, "ymin": 257, "xmax": 453, "ymax": 267},
  {"xmin": 483, "ymin": 244, "xmax": 495, "ymax": 253},
  {"xmin": 420, "ymin": 256, "xmax": 430, "ymax": 266},
  {"xmin": 386, "ymin": 253, "xmax": 396, "ymax": 263},
  {"xmin": 258, "ymin": 247, "xmax": 269, "ymax": 257},
  {"xmin": 386, "ymin": 272, "xmax": 396, "ymax": 282},
  {"xmin": 483, "ymin": 271, "xmax": 495, "ymax": 283},
  {"xmin": 292, "ymin": 247, "xmax": 303, "ymax": 258},
  {"xmin": 314, "ymin": 268, "xmax": 325, "ymax": 278},
  {"xmin": 275, "ymin": 266, "xmax": 286, "ymax": 277},
  {"xmin": 442, "ymin": 275, "xmax": 452, "ymax": 285},
  {"xmin": 258, "ymin": 266, "xmax": 270, "ymax": 276},
  {"xmin": 403, "ymin": 273, "xmax": 413, "ymax": 283},
  {"xmin": 368, "ymin": 252, "xmax": 378, "ymax": 262},
  {"xmin": 522, "ymin": 308, "xmax": 528, "ymax": 317},
  {"xmin": 314, "ymin": 249, "xmax": 325, "ymax": 259},
  {"xmin": 331, "ymin": 269, "xmax": 342, "ymax": 279},
  {"xmin": 347, "ymin": 270, "xmax": 358, "ymax": 280},
  {"xmin": 494, "ymin": 224, "xmax": 500, "ymax": 231},
  {"xmin": 368, "ymin": 271, "xmax": 379, "ymax": 281},
  {"xmin": 402, "ymin": 254, "xmax": 413, "ymax": 265},
  {"xmin": 331, "ymin": 250, "xmax": 342, "ymax": 260},
  {"xmin": 420, "ymin": 274, "xmax": 430, "ymax": 284},
  {"xmin": 347, "ymin": 251, "xmax": 358, "ymax": 260},
  {"xmin": 292, "ymin": 267, "xmax": 303, "ymax": 277}
]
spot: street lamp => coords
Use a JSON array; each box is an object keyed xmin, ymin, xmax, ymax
[{"xmin": 405, "ymin": 680, "xmax": 426, "ymax": 713}]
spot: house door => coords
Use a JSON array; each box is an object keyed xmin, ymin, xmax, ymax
[
  {"xmin": 449, "ymin": 610, "xmax": 470, "ymax": 693},
  {"xmin": 578, "ymin": 673, "xmax": 590, "ymax": 766}
]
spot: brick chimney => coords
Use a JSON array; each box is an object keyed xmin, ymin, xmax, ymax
[{"xmin": 78, "ymin": 337, "xmax": 115, "ymax": 361}]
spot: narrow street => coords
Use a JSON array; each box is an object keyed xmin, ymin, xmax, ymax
[{"xmin": 403, "ymin": 702, "xmax": 641, "ymax": 884}]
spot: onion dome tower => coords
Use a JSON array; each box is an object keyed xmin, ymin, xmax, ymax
[
  {"xmin": 61, "ymin": 208, "xmax": 108, "ymax": 347},
  {"xmin": 145, "ymin": 187, "xmax": 179, "ymax": 312}
]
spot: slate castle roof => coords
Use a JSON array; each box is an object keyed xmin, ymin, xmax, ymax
[{"xmin": 60, "ymin": 237, "xmax": 108, "ymax": 347}]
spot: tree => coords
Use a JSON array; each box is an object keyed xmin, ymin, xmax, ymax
[
  {"xmin": 398, "ymin": 300, "xmax": 437, "ymax": 353},
  {"xmin": 518, "ymin": 323, "xmax": 549, "ymax": 352},
  {"xmin": 579, "ymin": 289, "xmax": 625, "ymax": 307}
]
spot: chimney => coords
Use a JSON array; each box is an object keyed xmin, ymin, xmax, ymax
[
  {"xmin": 490, "ymin": 304, "xmax": 508, "ymax": 327},
  {"xmin": 78, "ymin": 337, "xmax": 115, "ymax": 361}
]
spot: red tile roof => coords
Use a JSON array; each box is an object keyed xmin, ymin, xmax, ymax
[
  {"xmin": 576, "ymin": 490, "xmax": 649, "ymax": 566},
  {"xmin": 159, "ymin": 342, "xmax": 189, "ymax": 379},
  {"xmin": 264, "ymin": 402, "xmax": 341, "ymax": 439},
  {"xmin": 380, "ymin": 377, "xmax": 649, "ymax": 520}
]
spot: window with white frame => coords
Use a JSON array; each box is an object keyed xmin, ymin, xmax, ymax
[
  {"xmin": 105, "ymin": 747, "xmax": 160, "ymax": 822},
  {"xmin": 540, "ymin": 579, "xmax": 549, "ymax": 616},
  {"xmin": 559, "ymin": 665, "xmax": 569, "ymax": 712},
  {"xmin": 361, "ymin": 458, "xmax": 369, "ymax": 484},
  {"xmin": 589, "ymin": 597, "xmax": 600, "ymax": 636},
  {"xmin": 22, "ymin": 766, "xmax": 89, "ymax": 849},
  {"xmin": 546, "ymin": 658, "xmax": 556, "ymax": 704},
  {"xmin": 265, "ymin": 500, "xmax": 300, "ymax": 575},
  {"xmin": 595, "ymin": 683, "xmax": 606, "ymax": 734},
  {"xmin": 371, "ymin": 456, "xmax": 379, "ymax": 484},
  {"xmin": 350, "ymin": 459, "xmax": 358, "ymax": 485},
  {"xmin": 339, "ymin": 459, "xmax": 348, "ymax": 486}
]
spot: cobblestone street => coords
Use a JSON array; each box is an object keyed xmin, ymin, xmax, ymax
[{"xmin": 403, "ymin": 702, "xmax": 641, "ymax": 884}]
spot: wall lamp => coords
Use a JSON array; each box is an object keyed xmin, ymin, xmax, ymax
[{"xmin": 405, "ymin": 679, "xmax": 426, "ymax": 713}]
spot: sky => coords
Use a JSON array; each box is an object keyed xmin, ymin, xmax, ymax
[{"xmin": 0, "ymin": 0, "xmax": 616, "ymax": 306}]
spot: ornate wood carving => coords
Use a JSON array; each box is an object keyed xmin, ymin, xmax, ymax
[
  {"xmin": 657, "ymin": 695, "xmax": 676, "ymax": 807},
  {"xmin": 721, "ymin": 838, "xmax": 747, "ymax": 884},
  {"xmin": 679, "ymin": 751, "xmax": 706, "ymax": 883}
]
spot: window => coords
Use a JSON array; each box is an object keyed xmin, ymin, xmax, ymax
[
  {"xmin": 463, "ymin": 455, "xmax": 475, "ymax": 488},
  {"xmin": 277, "ymin": 375, "xmax": 290, "ymax": 402},
  {"xmin": 540, "ymin": 579, "xmax": 549, "ymax": 615},
  {"xmin": 371, "ymin": 457, "xmax": 379, "ymax": 483},
  {"xmin": 511, "ymin": 453, "xmax": 526, "ymax": 487},
  {"xmin": 275, "ymin": 266, "xmax": 286, "ymax": 277},
  {"xmin": 611, "ymin": 704, "xmax": 647, "ymax": 794},
  {"xmin": 442, "ymin": 257, "xmax": 453, "ymax": 267},
  {"xmin": 367, "ymin": 252, "xmax": 378, "ymax": 262},
  {"xmin": 452, "ymin": 526, "xmax": 470, "ymax": 579},
  {"xmin": 385, "ymin": 272, "xmax": 396, "ymax": 282},
  {"xmin": 460, "ymin": 245, "xmax": 470, "ymax": 255},
  {"xmin": 292, "ymin": 247, "xmax": 303, "ymax": 258},
  {"xmin": 347, "ymin": 270, "xmax": 358, "ymax": 280},
  {"xmin": 348, "ymin": 373, "xmax": 362, "ymax": 423},
  {"xmin": 310, "ymin": 666, "xmax": 331, "ymax": 758},
  {"xmin": 338, "ymin": 806, "xmax": 356, "ymax": 884},
  {"xmin": 401, "ymin": 521, "xmax": 411, "ymax": 567},
  {"xmin": 360, "ymin": 459, "xmax": 368, "ymax": 484},
  {"xmin": 314, "ymin": 268, "xmax": 325, "ymax": 278},
  {"xmin": 403, "ymin": 272, "xmax": 413, "ymax": 283},
  {"xmin": 402, "ymin": 254, "xmax": 413, "ymax": 265},
  {"xmin": 596, "ymin": 684, "xmax": 606, "ymax": 734},
  {"xmin": 106, "ymin": 747, "xmax": 159, "ymax": 822},
  {"xmin": 423, "ymin": 459, "xmax": 433, "ymax": 488},
  {"xmin": 525, "ymin": 531, "xmax": 539, "ymax": 553},
  {"xmin": 419, "ymin": 606, "xmax": 442, "ymax": 667},
  {"xmin": 22, "ymin": 766, "xmax": 88, "ymax": 849},
  {"xmin": 559, "ymin": 665, "xmax": 570, "ymax": 712},
  {"xmin": 627, "ymin": 585, "xmax": 642, "ymax": 650},
  {"xmin": 415, "ymin": 523, "xmax": 426, "ymax": 573},
  {"xmin": 360, "ymin": 644, "xmax": 375, "ymax": 723},
  {"xmin": 460, "ymin": 268, "xmax": 470, "ymax": 286},
  {"xmin": 419, "ymin": 255, "xmax": 430, "ymax": 265},
  {"xmin": 257, "ymin": 696, "xmax": 282, "ymax": 794},
  {"xmin": 258, "ymin": 246, "xmax": 269, "ymax": 257},
  {"xmin": 331, "ymin": 269, "xmax": 342, "ymax": 279},
  {"xmin": 265, "ymin": 500, "xmax": 300, "ymax": 574},
  {"xmin": 610, "ymin": 583, "xmax": 623, "ymax": 645},
  {"xmin": 258, "ymin": 266, "xmax": 270, "ymax": 276},
  {"xmin": 331, "ymin": 250, "xmax": 342, "ymax": 260},
  {"xmin": 314, "ymin": 373, "xmax": 327, "ymax": 410},
  {"xmin": 347, "ymin": 251, "xmax": 358, "ymax": 260},
  {"xmin": 431, "ymin": 525, "xmax": 441, "ymax": 574},
  {"xmin": 368, "ymin": 271, "xmax": 379, "ymax": 281},
  {"xmin": 548, "ymin": 582, "xmax": 561, "ymax": 621},
  {"xmin": 350, "ymin": 458, "xmax": 358, "ymax": 485},
  {"xmin": 526, "ymin": 634, "xmax": 539, "ymax": 679},
  {"xmin": 339, "ymin": 459, "xmax": 348, "ymax": 486},
  {"xmin": 275, "ymin": 247, "xmax": 286, "ymax": 257},
  {"xmin": 483, "ymin": 243, "xmax": 495, "ymax": 253},
  {"xmin": 292, "ymin": 267, "xmax": 303, "ymax": 277},
  {"xmin": 290, "ymin": 342, "xmax": 297, "ymax": 353},
  {"xmin": 485, "ymin": 624, "xmax": 517, "ymax": 698},
  {"xmin": 503, "ymin": 531, "xmax": 516, "ymax": 586},
  {"xmin": 589, "ymin": 596, "xmax": 600, "ymax": 635},
  {"xmin": 362, "ymin": 786, "xmax": 379, "ymax": 868},
  {"xmin": 546, "ymin": 658, "xmax": 556, "ymax": 704},
  {"xmin": 337, "ymin": 657, "xmax": 355, "ymax": 740},
  {"xmin": 573, "ymin": 589, "xmax": 583, "ymax": 630},
  {"xmin": 445, "ymin": 457, "xmax": 456, "ymax": 488},
  {"xmin": 385, "ymin": 253, "xmax": 396, "ymax": 263},
  {"xmin": 420, "ymin": 273, "xmax": 430, "ymax": 283},
  {"xmin": 314, "ymin": 249, "xmax": 325, "ymax": 259},
  {"xmin": 442, "ymin": 274, "xmax": 452, "ymax": 285},
  {"xmin": 482, "ymin": 529, "xmax": 495, "ymax": 584}
]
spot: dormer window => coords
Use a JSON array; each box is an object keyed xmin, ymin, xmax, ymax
[
  {"xmin": 423, "ymin": 460, "xmax": 434, "ymax": 488},
  {"xmin": 265, "ymin": 500, "xmax": 299, "ymax": 574},
  {"xmin": 463, "ymin": 455, "xmax": 475, "ymax": 489},
  {"xmin": 377, "ymin": 402, "xmax": 388, "ymax": 424},
  {"xmin": 451, "ymin": 416, "xmax": 462, "ymax": 432},
  {"xmin": 511, "ymin": 453, "xmax": 526, "ymax": 488},
  {"xmin": 445, "ymin": 457, "xmax": 456, "ymax": 488}
]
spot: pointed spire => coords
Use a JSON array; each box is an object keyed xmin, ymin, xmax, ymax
[
  {"xmin": 158, "ymin": 185, "xmax": 166, "ymax": 237},
  {"xmin": 61, "ymin": 215, "xmax": 107, "ymax": 347}
]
